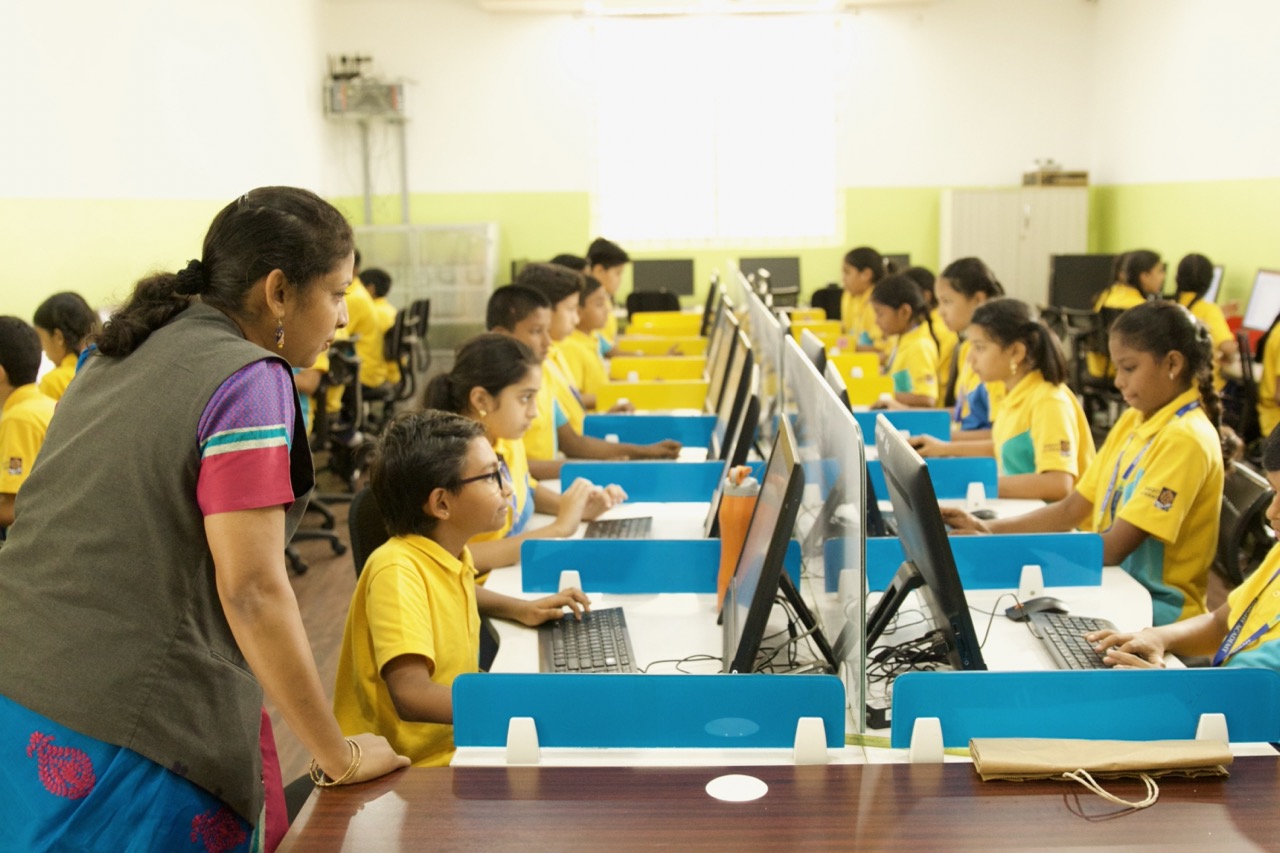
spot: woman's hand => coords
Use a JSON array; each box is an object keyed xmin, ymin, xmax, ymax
[
  {"xmin": 908, "ymin": 435, "xmax": 950, "ymax": 457},
  {"xmin": 582, "ymin": 483, "xmax": 628, "ymax": 520},
  {"xmin": 939, "ymin": 506, "xmax": 990, "ymax": 535},
  {"xmin": 1087, "ymin": 628, "xmax": 1167, "ymax": 669},
  {"xmin": 517, "ymin": 588, "xmax": 592, "ymax": 627},
  {"xmin": 339, "ymin": 732, "xmax": 412, "ymax": 784}
]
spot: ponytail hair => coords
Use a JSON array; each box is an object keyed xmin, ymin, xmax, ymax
[
  {"xmin": 1174, "ymin": 253, "xmax": 1214, "ymax": 308},
  {"xmin": 423, "ymin": 333, "xmax": 539, "ymax": 415},
  {"xmin": 969, "ymin": 298, "xmax": 1068, "ymax": 386},
  {"xmin": 939, "ymin": 257, "xmax": 1005, "ymax": 300},
  {"xmin": 1110, "ymin": 301, "xmax": 1227, "ymax": 464},
  {"xmin": 97, "ymin": 187, "xmax": 353, "ymax": 358},
  {"xmin": 1122, "ymin": 249, "xmax": 1163, "ymax": 296},
  {"xmin": 843, "ymin": 246, "xmax": 886, "ymax": 283},
  {"xmin": 871, "ymin": 274, "xmax": 938, "ymax": 348}
]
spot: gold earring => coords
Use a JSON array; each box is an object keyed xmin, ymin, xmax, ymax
[
  {"xmin": 478, "ymin": 410, "xmax": 487, "ymax": 418},
  {"xmin": 1011, "ymin": 359, "xmax": 1019, "ymax": 374},
  {"xmin": 275, "ymin": 320, "xmax": 285, "ymax": 350},
  {"xmin": 1169, "ymin": 371, "xmax": 1175, "ymax": 381}
]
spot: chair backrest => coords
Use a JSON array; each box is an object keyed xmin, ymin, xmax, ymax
[
  {"xmin": 1224, "ymin": 329, "xmax": 1261, "ymax": 447},
  {"xmin": 1216, "ymin": 462, "xmax": 1276, "ymax": 586},
  {"xmin": 407, "ymin": 299, "xmax": 431, "ymax": 339},
  {"xmin": 349, "ymin": 487, "xmax": 391, "ymax": 578},
  {"xmin": 809, "ymin": 284, "xmax": 843, "ymax": 321},
  {"xmin": 625, "ymin": 290, "xmax": 681, "ymax": 319},
  {"xmin": 1088, "ymin": 306, "xmax": 1127, "ymax": 356}
]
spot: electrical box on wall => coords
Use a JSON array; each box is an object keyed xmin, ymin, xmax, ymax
[{"xmin": 325, "ymin": 79, "xmax": 405, "ymax": 118}]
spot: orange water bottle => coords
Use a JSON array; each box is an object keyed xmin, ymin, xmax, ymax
[{"xmin": 717, "ymin": 465, "xmax": 760, "ymax": 612}]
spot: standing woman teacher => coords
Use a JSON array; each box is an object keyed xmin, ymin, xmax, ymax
[{"xmin": 0, "ymin": 187, "xmax": 408, "ymax": 850}]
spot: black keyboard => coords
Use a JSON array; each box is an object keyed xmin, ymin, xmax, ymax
[
  {"xmin": 1030, "ymin": 612, "xmax": 1117, "ymax": 670},
  {"xmin": 538, "ymin": 607, "xmax": 639, "ymax": 673},
  {"xmin": 583, "ymin": 516, "xmax": 652, "ymax": 539}
]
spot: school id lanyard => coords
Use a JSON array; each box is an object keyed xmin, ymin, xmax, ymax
[
  {"xmin": 1212, "ymin": 563, "xmax": 1280, "ymax": 666},
  {"xmin": 1097, "ymin": 400, "xmax": 1199, "ymax": 533}
]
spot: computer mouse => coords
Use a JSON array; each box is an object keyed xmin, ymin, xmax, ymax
[
  {"xmin": 1004, "ymin": 596, "xmax": 1069, "ymax": 622},
  {"xmin": 971, "ymin": 508, "xmax": 998, "ymax": 520}
]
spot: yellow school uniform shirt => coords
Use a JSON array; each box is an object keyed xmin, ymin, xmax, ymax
[
  {"xmin": 1258, "ymin": 330, "xmax": 1280, "ymax": 439},
  {"xmin": 324, "ymin": 276, "xmax": 374, "ymax": 414},
  {"xmin": 990, "ymin": 371, "xmax": 1095, "ymax": 480},
  {"xmin": 470, "ymin": 436, "xmax": 536, "ymax": 546},
  {"xmin": 930, "ymin": 310, "xmax": 958, "ymax": 407},
  {"xmin": 0, "ymin": 385, "xmax": 57, "ymax": 499},
  {"xmin": 546, "ymin": 346, "xmax": 587, "ymax": 434},
  {"xmin": 333, "ymin": 534, "xmax": 480, "ymax": 767},
  {"xmin": 558, "ymin": 329, "xmax": 609, "ymax": 402},
  {"xmin": 883, "ymin": 322, "xmax": 939, "ymax": 400},
  {"xmin": 1087, "ymin": 285, "xmax": 1147, "ymax": 379},
  {"xmin": 1218, "ymin": 543, "xmax": 1280, "ymax": 670},
  {"xmin": 840, "ymin": 289, "xmax": 884, "ymax": 351},
  {"xmin": 601, "ymin": 302, "xmax": 619, "ymax": 350},
  {"xmin": 1074, "ymin": 388, "xmax": 1221, "ymax": 626},
  {"xmin": 347, "ymin": 280, "xmax": 388, "ymax": 388},
  {"xmin": 1176, "ymin": 292, "xmax": 1232, "ymax": 391},
  {"xmin": 37, "ymin": 353, "xmax": 77, "ymax": 401},
  {"xmin": 947, "ymin": 339, "xmax": 1004, "ymax": 430},
  {"xmin": 524, "ymin": 366, "xmax": 564, "ymax": 462}
]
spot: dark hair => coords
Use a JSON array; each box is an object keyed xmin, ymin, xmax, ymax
[
  {"xmin": 1110, "ymin": 301, "xmax": 1226, "ymax": 463},
  {"xmin": 580, "ymin": 274, "xmax": 604, "ymax": 302},
  {"xmin": 970, "ymin": 298, "xmax": 1068, "ymax": 386},
  {"xmin": 516, "ymin": 263, "xmax": 584, "ymax": 307},
  {"xmin": 33, "ymin": 292, "xmax": 98, "ymax": 355},
  {"xmin": 871, "ymin": 274, "xmax": 938, "ymax": 347},
  {"xmin": 1174, "ymin": 253, "xmax": 1214, "ymax": 305},
  {"xmin": 1123, "ymin": 250, "xmax": 1163, "ymax": 293},
  {"xmin": 586, "ymin": 238, "xmax": 630, "ymax": 269},
  {"xmin": 0, "ymin": 317, "xmax": 44, "ymax": 387},
  {"xmin": 1262, "ymin": 422, "xmax": 1280, "ymax": 473},
  {"xmin": 901, "ymin": 266, "xmax": 936, "ymax": 303},
  {"xmin": 486, "ymin": 284, "xmax": 552, "ymax": 332},
  {"xmin": 1111, "ymin": 251, "xmax": 1131, "ymax": 283},
  {"xmin": 354, "ymin": 247, "xmax": 362, "ymax": 270},
  {"xmin": 423, "ymin": 334, "xmax": 539, "ymax": 415},
  {"xmin": 550, "ymin": 253, "xmax": 588, "ymax": 272},
  {"xmin": 371, "ymin": 410, "xmax": 486, "ymax": 537},
  {"xmin": 939, "ymin": 257, "xmax": 1005, "ymax": 299},
  {"xmin": 96, "ymin": 187, "xmax": 353, "ymax": 358},
  {"xmin": 843, "ymin": 247, "xmax": 885, "ymax": 283},
  {"xmin": 360, "ymin": 267, "xmax": 393, "ymax": 299}
]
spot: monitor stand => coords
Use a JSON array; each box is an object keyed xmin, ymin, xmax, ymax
[
  {"xmin": 778, "ymin": 573, "xmax": 839, "ymax": 672},
  {"xmin": 865, "ymin": 561, "xmax": 924, "ymax": 650}
]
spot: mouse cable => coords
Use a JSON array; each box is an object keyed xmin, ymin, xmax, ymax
[
  {"xmin": 639, "ymin": 654, "xmax": 722, "ymax": 674},
  {"xmin": 969, "ymin": 592, "xmax": 1040, "ymax": 643}
]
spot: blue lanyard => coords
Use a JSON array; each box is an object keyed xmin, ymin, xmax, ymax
[
  {"xmin": 1097, "ymin": 400, "xmax": 1199, "ymax": 533},
  {"xmin": 1213, "ymin": 563, "xmax": 1280, "ymax": 666}
]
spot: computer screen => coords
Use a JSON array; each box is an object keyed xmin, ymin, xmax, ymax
[
  {"xmin": 705, "ymin": 311, "xmax": 741, "ymax": 416},
  {"xmin": 739, "ymin": 257, "xmax": 801, "ymax": 295},
  {"xmin": 723, "ymin": 417, "xmax": 806, "ymax": 673},
  {"xmin": 1242, "ymin": 269, "xmax": 1280, "ymax": 332},
  {"xmin": 883, "ymin": 253, "xmax": 911, "ymax": 275},
  {"xmin": 739, "ymin": 274, "xmax": 785, "ymax": 449},
  {"xmin": 632, "ymin": 259, "xmax": 695, "ymax": 296},
  {"xmin": 798, "ymin": 328, "xmax": 827, "ymax": 376},
  {"xmin": 867, "ymin": 415, "xmax": 987, "ymax": 671},
  {"xmin": 1205, "ymin": 265, "xmax": 1224, "ymax": 303},
  {"xmin": 1049, "ymin": 254, "xmax": 1117, "ymax": 311},
  {"xmin": 711, "ymin": 331, "xmax": 754, "ymax": 461},
  {"xmin": 699, "ymin": 276, "xmax": 722, "ymax": 337},
  {"xmin": 703, "ymin": 369, "xmax": 760, "ymax": 539}
]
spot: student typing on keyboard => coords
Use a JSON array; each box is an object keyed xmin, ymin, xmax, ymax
[{"xmin": 333, "ymin": 411, "xmax": 591, "ymax": 767}]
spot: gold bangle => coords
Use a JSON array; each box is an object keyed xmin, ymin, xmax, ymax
[{"xmin": 309, "ymin": 738, "xmax": 362, "ymax": 787}]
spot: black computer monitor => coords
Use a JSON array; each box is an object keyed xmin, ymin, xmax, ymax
[
  {"xmin": 883, "ymin": 253, "xmax": 911, "ymax": 275},
  {"xmin": 711, "ymin": 331, "xmax": 754, "ymax": 462},
  {"xmin": 633, "ymin": 259, "xmax": 695, "ymax": 296},
  {"xmin": 723, "ymin": 417, "xmax": 806, "ymax": 673},
  {"xmin": 1242, "ymin": 269, "xmax": 1280, "ymax": 332},
  {"xmin": 867, "ymin": 415, "xmax": 987, "ymax": 671},
  {"xmin": 700, "ymin": 275, "xmax": 722, "ymax": 337},
  {"xmin": 798, "ymin": 328, "xmax": 827, "ymax": 376},
  {"xmin": 1205, "ymin": 265, "xmax": 1225, "ymax": 303},
  {"xmin": 740, "ymin": 257, "xmax": 801, "ymax": 296},
  {"xmin": 703, "ymin": 375, "xmax": 760, "ymax": 540},
  {"xmin": 1049, "ymin": 254, "xmax": 1117, "ymax": 311},
  {"xmin": 705, "ymin": 312, "xmax": 741, "ymax": 416}
]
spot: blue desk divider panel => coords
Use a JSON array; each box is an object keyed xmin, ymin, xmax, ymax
[
  {"xmin": 559, "ymin": 460, "xmax": 764, "ymax": 503},
  {"xmin": 521, "ymin": 538, "xmax": 802, "ymax": 593},
  {"xmin": 889, "ymin": 669, "xmax": 1280, "ymax": 748},
  {"xmin": 853, "ymin": 410, "xmax": 950, "ymax": 445},
  {"xmin": 454, "ymin": 673, "xmax": 845, "ymax": 749},
  {"xmin": 583, "ymin": 413, "xmax": 717, "ymax": 447},
  {"xmin": 844, "ymin": 533, "xmax": 1103, "ymax": 593},
  {"xmin": 867, "ymin": 457, "xmax": 996, "ymax": 500}
]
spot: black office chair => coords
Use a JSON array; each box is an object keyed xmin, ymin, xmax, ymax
[
  {"xmin": 317, "ymin": 344, "xmax": 371, "ymax": 493},
  {"xmin": 1078, "ymin": 306, "xmax": 1127, "ymax": 440},
  {"xmin": 1215, "ymin": 462, "xmax": 1276, "ymax": 586},
  {"xmin": 285, "ymin": 493, "xmax": 349, "ymax": 576},
  {"xmin": 625, "ymin": 289, "xmax": 680, "ymax": 319},
  {"xmin": 1223, "ymin": 330, "xmax": 1261, "ymax": 459},
  {"xmin": 810, "ymin": 284, "xmax": 843, "ymax": 322}
]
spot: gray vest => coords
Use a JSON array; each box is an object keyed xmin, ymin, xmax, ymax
[{"xmin": 0, "ymin": 303, "xmax": 313, "ymax": 823}]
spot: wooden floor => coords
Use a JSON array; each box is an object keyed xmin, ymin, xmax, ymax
[{"xmin": 267, "ymin": 480, "xmax": 1237, "ymax": 784}]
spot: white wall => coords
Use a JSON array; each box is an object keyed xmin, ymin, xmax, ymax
[
  {"xmin": 2, "ymin": 0, "xmax": 329, "ymax": 199},
  {"xmin": 1090, "ymin": 0, "xmax": 1280, "ymax": 184}
]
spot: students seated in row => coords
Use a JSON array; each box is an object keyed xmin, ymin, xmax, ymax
[
  {"xmin": 911, "ymin": 299, "xmax": 1095, "ymax": 501},
  {"xmin": 934, "ymin": 257, "xmax": 1006, "ymax": 434},
  {"xmin": 0, "ymin": 318, "xmax": 57, "ymax": 530},
  {"xmin": 32, "ymin": 292, "xmax": 97, "ymax": 401},
  {"xmin": 1173, "ymin": 253, "xmax": 1237, "ymax": 390},
  {"xmin": 945, "ymin": 301, "xmax": 1226, "ymax": 626},
  {"xmin": 838, "ymin": 246, "xmax": 887, "ymax": 353},
  {"xmin": 485, "ymin": 284, "xmax": 679, "ymax": 481},
  {"xmin": 423, "ymin": 333, "xmax": 625, "ymax": 572},
  {"xmin": 870, "ymin": 274, "xmax": 940, "ymax": 408},
  {"xmin": 586, "ymin": 237, "xmax": 630, "ymax": 356},
  {"xmin": 901, "ymin": 265, "xmax": 959, "ymax": 401},
  {"xmin": 557, "ymin": 274, "xmax": 611, "ymax": 407},
  {"xmin": 1090, "ymin": 425, "xmax": 1280, "ymax": 672},
  {"xmin": 1087, "ymin": 250, "xmax": 1164, "ymax": 379},
  {"xmin": 333, "ymin": 410, "xmax": 590, "ymax": 768}
]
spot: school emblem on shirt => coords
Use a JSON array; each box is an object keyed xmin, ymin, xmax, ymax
[
  {"xmin": 1155, "ymin": 488, "xmax": 1177, "ymax": 512},
  {"xmin": 6, "ymin": 457, "xmax": 21, "ymax": 476},
  {"xmin": 1059, "ymin": 440, "xmax": 1072, "ymax": 458}
]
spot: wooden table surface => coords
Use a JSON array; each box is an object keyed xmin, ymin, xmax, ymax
[{"xmin": 280, "ymin": 756, "xmax": 1279, "ymax": 851}]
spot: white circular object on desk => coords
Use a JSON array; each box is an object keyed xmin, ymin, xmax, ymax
[{"xmin": 704, "ymin": 774, "xmax": 769, "ymax": 803}]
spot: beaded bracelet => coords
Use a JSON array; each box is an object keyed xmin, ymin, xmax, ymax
[{"xmin": 309, "ymin": 738, "xmax": 362, "ymax": 787}]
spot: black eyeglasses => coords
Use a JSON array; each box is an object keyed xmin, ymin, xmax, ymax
[{"xmin": 457, "ymin": 466, "xmax": 510, "ymax": 491}]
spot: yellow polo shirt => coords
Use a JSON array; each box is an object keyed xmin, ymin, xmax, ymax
[
  {"xmin": 37, "ymin": 353, "xmax": 78, "ymax": 401},
  {"xmin": 1219, "ymin": 543, "xmax": 1280, "ymax": 670},
  {"xmin": 334, "ymin": 534, "xmax": 481, "ymax": 767},
  {"xmin": 1087, "ymin": 285, "xmax": 1147, "ymax": 379},
  {"xmin": 883, "ymin": 322, "xmax": 939, "ymax": 400},
  {"xmin": 524, "ymin": 369, "xmax": 564, "ymax": 462},
  {"xmin": 840, "ymin": 289, "xmax": 884, "ymax": 351},
  {"xmin": 930, "ymin": 309, "xmax": 958, "ymax": 407},
  {"xmin": 347, "ymin": 280, "xmax": 388, "ymax": 389},
  {"xmin": 1074, "ymin": 388, "xmax": 1221, "ymax": 626},
  {"xmin": 558, "ymin": 329, "xmax": 609, "ymax": 402},
  {"xmin": 601, "ymin": 304, "xmax": 619, "ymax": 351},
  {"xmin": 0, "ymin": 384, "xmax": 57, "ymax": 499},
  {"xmin": 1177, "ymin": 292, "xmax": 1232, "ymax": 391},
  {"xmin": 991, "ymin": 370, "xmax": 1095, "ymax": 480},
  {"xmin": 546, "ymin": 346, "xmax": 586, "ymax": 435},
  {"xmin": 1259, "ymin": 330, "xmax": 1280, "ymax": 440}
]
